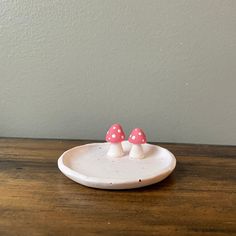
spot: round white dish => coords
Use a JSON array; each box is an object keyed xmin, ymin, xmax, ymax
[{"xmin": 58, "ymin": 141, "xmax": 176, "ymax": 190}]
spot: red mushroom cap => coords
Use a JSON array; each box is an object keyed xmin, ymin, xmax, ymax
[
  {"xmin": 128, "ymin": 128, "xmax": 147, "ymax": 144},
  {"xmin": 106, "ymin": 124, "xmax": 125, "ymax": 143}
]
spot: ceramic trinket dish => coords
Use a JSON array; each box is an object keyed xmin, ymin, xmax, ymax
[{"xmin": 58, "ymin": 124, "xmax": 176, "ymax": 190}]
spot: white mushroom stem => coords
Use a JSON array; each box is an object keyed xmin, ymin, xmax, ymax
[
  {"xmin": 107, "ymin": 143, "xmax": 124, "ymax": 158},
  {"xmin": 129, "ymin": 144, "xmax": 144, "ymax": 159}
]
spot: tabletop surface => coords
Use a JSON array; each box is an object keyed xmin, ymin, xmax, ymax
[{"xmin": 0, "ymin": 138, "xmax": 235, "ymax": 236}]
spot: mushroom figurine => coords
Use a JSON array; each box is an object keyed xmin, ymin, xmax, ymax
[
  {"xmin": 105, "ymin": 124, "xmax": 125, "ymax": 158},
  {"xmin": 128, "ymin": 128, "xmax": 147, "ymax": 159}
]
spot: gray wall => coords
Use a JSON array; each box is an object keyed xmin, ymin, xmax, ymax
[{"xmin": 0, "ymin": 0, "xmax": 236, "ymax": 145}]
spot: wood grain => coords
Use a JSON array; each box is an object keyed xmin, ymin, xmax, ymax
[{"xmin": 0, "ymin": 138, "xmax": 235, "ymax": 236}]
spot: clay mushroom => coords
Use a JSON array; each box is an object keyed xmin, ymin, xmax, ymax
[
  {"xmin": 128, "ymin": 128, "xmax": 147, "ymax": 159},
  {"xmin": 106, "ymin": 124, "xmax": 125, "ymax": 158}
]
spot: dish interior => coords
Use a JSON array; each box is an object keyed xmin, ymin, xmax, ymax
[{"xmin": 63, "ymin": 141, "xmax": 174, "ymax": 181}]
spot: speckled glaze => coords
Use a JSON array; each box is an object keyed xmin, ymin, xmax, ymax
[{"xmin": 58, "ymin": 141, "xmax": 176, "ymax": 189}]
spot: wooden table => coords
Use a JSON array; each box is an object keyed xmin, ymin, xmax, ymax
[{"xmin": 0, "ymin": 138, "xmax": 235, "ymax": 235}]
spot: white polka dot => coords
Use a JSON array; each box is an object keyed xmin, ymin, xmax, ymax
[
  {"xmin": 108, "ymin": 137, "xmax": 111, "ymax": 140},
  {"xmin": 138, "ymin": 132, "xmax": 142, "ymax": 136},
  {"xmin": 135, "ymin": 128, "xmax": 138, "ymax": 131},
  {"xmin": 112, "ymin": 134, "xmax": 116, "ymax": 138},
  {"xmin": 113, "ymin": 126, "xmax": 116, "ymax": 129},
  {"xmin": 118, "ymin": 129, "xmax": 121, "ymax": 133},
  {"xmin": 132, "ymin": 136, "xmax": 136, "ymax": 140},
  {"xmin": 121, "ymin": 136, "xmax": 124, "ymax": 139},
  {"xmin": 130, "ymin": 135, "xmax": 132, "ymax": 138},
  {"xmin": 142, "ymin": 139, "xmax": 144, "ymax": 142}
]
